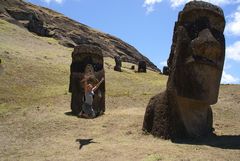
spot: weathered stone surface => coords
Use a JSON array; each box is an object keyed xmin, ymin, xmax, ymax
[
  {"xmin": 114, "ymin": 56, "xmax": 122, "ymax": 72},
  {"xmin": 138, "ymin": 60, "xmax": 147, "ymax": 73},
  {"xmin": 0, "ymin": 0, "xmax": 160, "ymax": 72},
  {"xmin": 69, "ymin": 44, "xmax": 105, "ymax": 116},
  {"xmin": 163, "ymin": 66, "xmax": 169, "ymax": 75},
  {"xmin": 143, "ymin": 1, "xmax": 225, "ymax": 139}
]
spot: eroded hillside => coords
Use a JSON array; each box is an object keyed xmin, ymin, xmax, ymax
[
  {"xmin": 0, "ymin": 14, "xmax": 239, "ymax": 161},
  {"xmin": 0, "ymin": 0, "xmax": 160, "ymax": 71}
]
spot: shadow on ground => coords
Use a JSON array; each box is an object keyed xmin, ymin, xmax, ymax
[
  {"xmin": 64, "ymin": 111, "xmax": 76, "ymax": 117},
  {"xmin": 173, "ymin": 135, "xmax": 240, "ymax": 150},
  {"xmin": 76, "ymin": 139, "xmax": 98, "ymax": 150}
]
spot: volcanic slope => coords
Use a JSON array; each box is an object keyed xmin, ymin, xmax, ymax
[
  {"xmin": 0, "ymin": 0, "xmax": 159, "ymax": 71},
  {"xmin": 0, "ymin": 15, "xmax": 240, "ymax": 161}
]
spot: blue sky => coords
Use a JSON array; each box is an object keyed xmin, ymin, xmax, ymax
[{"xmin": 27, "ymin": 0, "xmax": 240, "ymax": 84}]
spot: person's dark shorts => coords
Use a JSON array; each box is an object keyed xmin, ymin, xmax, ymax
[{"xmin": 82, "ymin": 103, "xmax": 96, "ymax": 118}]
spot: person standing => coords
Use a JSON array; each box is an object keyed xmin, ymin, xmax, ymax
[{"xmin": 79, "ymin": 76, "xmax": 104, "ymax": 118}]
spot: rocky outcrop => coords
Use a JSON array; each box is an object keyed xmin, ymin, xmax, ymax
[
  {"xmin": 0, "ymin": 0, "xmax": 159, "ymax": 71},
  {"xmin": 143, "ymin": 1, "xmax": 225, "ymax": 139}
]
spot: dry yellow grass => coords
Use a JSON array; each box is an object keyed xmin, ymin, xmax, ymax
[{"xmin": 0, "ymin": 19, "xmax": 239, "ymax": 161}]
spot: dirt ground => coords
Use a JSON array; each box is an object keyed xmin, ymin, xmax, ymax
[
  {"xmin": 0, "ymin": 19, "xmax": 240, "ymax": 161},
  {"xmin": 0, "ymin": 85, "xmax": 240, "ymax": 161}
]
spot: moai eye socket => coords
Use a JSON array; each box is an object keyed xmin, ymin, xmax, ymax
[
  {"xmin": 182, "ymin": 16, "xmax": 213, "ymax": 40},
  {"xmin": 210, "ymin": 28, "xmax": 225, "ymax": 46}
]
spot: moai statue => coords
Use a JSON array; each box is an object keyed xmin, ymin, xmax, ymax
[
  {"xmin": 131, "ymin": 65, "xmax": 135, "ymax": 70},
  {"xmin": 138, "ymin": 60, "xmax": 147, "ymax": 73},
  {"xmin": 114, "ymin": 55, "xmax": 122, "ymax": 72},
  {"xmin": 143, "ymin": 1, "xmax": 225, "ymax": 139},
  {"xmin": 69, "ymin": 44, "xmax": 105, "ymax": 116},
  {"xmin": 163, "ymin": 66, "xmax": 169, "ymax": 75}
]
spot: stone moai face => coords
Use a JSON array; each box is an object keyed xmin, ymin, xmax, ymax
[
  {"xmin": 138, "ymin": 60, "xmax": 147, "ymax": 73},
  {"xmin": 69, "ymin": 44, "xmax": 105, "ymax": 115},
  {"xmin": 169, "ymin": 1, "xmax": 225, "ymax": 104}
]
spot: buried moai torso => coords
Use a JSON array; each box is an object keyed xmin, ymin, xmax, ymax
[
  {"xmin": 114, "ymin": 56, "xmax": 122, "ymax": 72},
  {"xmin": 69, "ymin": 44, "xmax": 105, "ymax": 116},
  {"xmin": 143, "ymin": 1, "xmax": 225, "ymax": 138},
  {"xmin": 138, "ymin": 60, "xmax": 147, "ymax": 73}
]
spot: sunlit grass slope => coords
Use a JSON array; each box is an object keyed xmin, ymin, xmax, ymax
[{"xmin": 0, "ymin": 19, "xmax": 167, "ymax": 113}]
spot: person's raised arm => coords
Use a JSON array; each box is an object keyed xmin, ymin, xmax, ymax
[{"xmin": 92, "ymin": 77, "xmax": 104, "ymax": 92}]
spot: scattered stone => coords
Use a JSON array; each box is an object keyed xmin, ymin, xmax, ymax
[
  {"xmin": 125, "ymin": 130, "xmax": 133, "ymax": 135},
  {"xmin": 3, "ymin": 51, "xmax": 10, "ymax": 55},
  {"xmin": 143, "ymin": 1, "xmax": 225, "ymax": 139}
]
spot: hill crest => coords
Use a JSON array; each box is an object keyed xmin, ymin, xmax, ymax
[{"xmin": 0, "ymin": 0, "xmax": 160, "ymax": 71}]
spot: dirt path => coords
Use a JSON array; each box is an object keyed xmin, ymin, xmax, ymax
[{"xmin": 1, "ymin": 86, "xmax": 240, "ymax": 161}]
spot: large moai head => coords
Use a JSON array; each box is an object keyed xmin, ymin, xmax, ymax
[
  {"xmin": 168, "ymin": 1, "xmax": 225, "ymax": 105},
  {"xmin": 138, "ymin": 60, "xmax": 147, "ymax": 73},
  {"xmin": 114, "ymin": 55, "xmax": 122, "ymax": 72},
  {"xmin": 69, "ymin": 44, "xmax": 105, "ymax": 116},
  {"xmin": 143, "ymin": 1, "xmax": 226, "ymax": 139}
]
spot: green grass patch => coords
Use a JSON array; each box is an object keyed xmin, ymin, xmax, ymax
[
  {"xmin": 143, "ymin": 154, "xmax": 163, "ymax": 161},
  {"xmin": 0, "ymin": 19, "xmax": 168, "ymax": 114}
]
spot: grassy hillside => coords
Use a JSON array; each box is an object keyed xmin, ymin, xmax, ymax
[
  {"xmin": 0, "ymin": 19, "xmax": 72, "ymax": 113},
  {"xmin": 0, "ymin": 0, "xmax": 160, "ymax": 71},
  {"xmin": 0, "ymin": 19, "xmax": 166, "ymax": 114},
  {"xmin": 0, "ymin": 19, "xmax": 239, "ymax": 161}
]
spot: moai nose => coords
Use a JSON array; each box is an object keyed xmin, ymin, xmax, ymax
[{"xmin": 191, "ymin": 28, "xmax": 221, "ymax": 62}]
